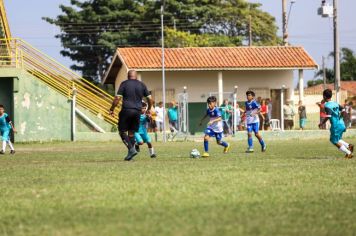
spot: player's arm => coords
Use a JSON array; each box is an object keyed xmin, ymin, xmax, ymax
[
  {"xmin": 142, "ymin": 85, "xmax": 152, "ymax": 113},
  {"xmin": 199, "ymin": 114, "xmax": 208, "ymax": 126},
  {"xmin": 109, "ymin": 96, "xmax": 122, "ymax": 117},
  {"xmin": 208, "ymin": 117, "xmax": 222, "ymax": 125},
  {"xmin": 319, "ymin": 107, "xmax": 332, "ymax": 128},
  {"xmin": 6, "ymin": 116, "xmax": 16, "ymax": 133}
]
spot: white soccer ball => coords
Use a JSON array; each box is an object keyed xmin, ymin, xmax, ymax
[{"xmin": 190, "ymin": 149, "xmax": 201, "ymax": 158}]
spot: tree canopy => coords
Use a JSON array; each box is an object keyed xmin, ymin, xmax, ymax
[
  {"xmin": 308, "ymin": 48, "xmax": 356, "ymax": 87},
  {"xmin": 44, "ymin": 0, "xmax": 279, "ymax": 82}
]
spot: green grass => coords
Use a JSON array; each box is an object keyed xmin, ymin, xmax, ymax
[{"xmin": 0, "ymin": 138, "xmax": 356, "ymax": 236}]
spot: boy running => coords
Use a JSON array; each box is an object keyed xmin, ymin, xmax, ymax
[
  {"xmin": 199, "ymin": 96, "xmax": 230, "ymax": 158},
  {"xmin": 0, "ymin": 105, "xmax": 16, "ymax": 155},
  {"xmin": 244, "ymin": 91, "xmax": 267, "ymax": 153},
  {"xmin": 319, "ymin": 89, "xmax": 354, "ymax": 158},
  {"xmin": 134, "ymin": 102, "xmax": 157, "ymax": 158}
]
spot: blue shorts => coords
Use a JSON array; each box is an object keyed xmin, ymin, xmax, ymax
[
  {"xmin": 0, "ymin": 129, "xmax": 10, "ymax": 141},
  {"xmin": 330, "ymin": 127, "xmax": 346, "ymax": 145},
  {"xmin": 204, "ymin": 128, "xmax": 223, "ymax": 141},
  {"xmin": 247, "ymin": 123, "xmax": 259, "ymax": 134},
  {"xmin": 135, "ymin": 132, "xmax": 151, "ymax": 144}
]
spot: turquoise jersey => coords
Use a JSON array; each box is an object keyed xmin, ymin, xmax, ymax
[
  {"xmin": 138, "ymin": 114, "xmax": 149, "ymax": 134},
  {"xmin": 0, "ymin": 113, "xmax": 11, "ymax": 130},
  {"xmin": 324, "ymin": 101, "xmax": 345, "ymax": 130},
  {"xmin": 168, "ymin": 107, "xmax": 178, "ymax": 121}
]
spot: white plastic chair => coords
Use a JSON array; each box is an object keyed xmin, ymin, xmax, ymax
[{"xmin": 270, "ymin": 119, "xmax": 281, "ymax": 131}]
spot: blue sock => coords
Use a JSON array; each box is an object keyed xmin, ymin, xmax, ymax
[
  {"xmin": 220, "ymin": 141, "xmax": 228, "ymax": 147},
  {"xmin": 204, "ymin": 140, "xmax": 209, "ymax": 152},
  {"xmin": 259, "ymin": 138, "xmax": 265, "ymax": 147},
  {"xmin": 248, "ymin": 137, "xmax": 253, "ymax": 148}
]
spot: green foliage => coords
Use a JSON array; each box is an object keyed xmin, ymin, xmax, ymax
[
  {"xmin": 44, "ymin": 0, "xmax": 279, "ymax": 82},
  {"xmin": 1, "ymin": 139, "xmax": 356, "ymax": 235},
  {"xmin": 310, "ymin": 47, "xmax": 356, "ymax": 87}
]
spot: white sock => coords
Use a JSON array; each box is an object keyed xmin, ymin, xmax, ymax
[
  {"xmin": 2, "ymin": 141, "xmax": 6, "ymax": 151},
  {"xmin": 149, "ymin": 148, "xmax": 155, "ymax": 155},
  {"xmin": 7, "ymin": 141, "xmax": 14, "ymax": 151},
  {"xmin": 339, "ymin": 145, "xmax": 351, "ymax": 155},
  {"xmin": 339, "ymin": 140, "xmax": 349, "ymax": 148}
]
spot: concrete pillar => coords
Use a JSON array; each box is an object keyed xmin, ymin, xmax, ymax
[
  {"xmin": 298, "ymin": 69, "xmax": 304, "ymax": 102},
  {"xmin": 218, "ymin": 71, "xmax": 223, "ymax": 105}
]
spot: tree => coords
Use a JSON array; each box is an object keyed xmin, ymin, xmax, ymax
[
  {"xmin": 309, "ymin": 48, "xmax": 356, "ymax": 87},
  {"xmin": 44, "ymin": 0, "xmax": 279, "ymax": 82}
]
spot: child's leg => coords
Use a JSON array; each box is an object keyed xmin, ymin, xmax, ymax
[
  {"xmin": 7, "ymin": 140, "xmax": 14, "ymax": 151},
  {"xmin": 1, "ymin": 140, "xmax": 6, "ymax": 152},
  {"xmin": 204, "ymin": 135, "xmax": 210, "ymax": 152},
  {"xmin": 247, "ymin": 132, "xmax": 253, "ymax": 148},
  {"xmin": 335, "ymin": 142, "xmax": 351, "ymax": 155},
  {"xmin": 216, "ymin": 133, "xmax": 228, "ymax": 148},
  {"xmin": 255, "ymin": 132, "xmax": 266, "ymax": 147},
  {"xmin": 339, "ymin": 139, "xmax": 350, "ymax": 148}
]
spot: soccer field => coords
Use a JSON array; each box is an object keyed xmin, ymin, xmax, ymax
[{"xmin": 0, "ymin": 139, "xmax": 355, "ymax": 236}]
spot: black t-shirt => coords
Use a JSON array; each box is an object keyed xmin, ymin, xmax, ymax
[{"xmin": 117, "ymin": 79, "xmax": 150, "ymax": 111}]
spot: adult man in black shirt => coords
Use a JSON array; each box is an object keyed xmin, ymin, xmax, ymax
[{"xmin": 110, "ymin": 70, "xmax": 152, "ymax": 161}]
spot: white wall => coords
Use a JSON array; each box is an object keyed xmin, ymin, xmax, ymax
[{"xmin": 115, "ymin": 69, "xmax": 295, "ymax": 103}]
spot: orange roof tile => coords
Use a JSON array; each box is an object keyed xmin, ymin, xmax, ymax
[
  {"xmin": 304, "ymin": 82, "xmax": 356, "ymax": 96},
  {"xmin": 116, "ymin": 46, "xmax": 317, "ymax": 70}
]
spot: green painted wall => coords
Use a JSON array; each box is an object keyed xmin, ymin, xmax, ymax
[
  {"xmin": 188, "ymin": 103, "xmax": 207, "ymax": 135},
  {"xmin": 0, "ymin": 68, "xmax": 71, "ymax": 142},
  {"xmin": 76, "ymin": 108, "xmax": 116, "ymax": 132}
]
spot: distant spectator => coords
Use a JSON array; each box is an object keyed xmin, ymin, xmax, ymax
[
  {"xmin": 298, "ymin": 100, "xmax": 307, "ymax": 130},
  {"xmin": 155, "ymin": 102, "xmax": 164, "ymax": 132},
  {"xmin": 168, "ymin": 101, "xmax": 178, "ymax": 134},
  {"xmin": 344, "ymin": 101, "xmax": 353, "ymax": 128},
  {"xmin": 260, "ymin": 99, "xmax": 268, "ymax": 130},
  {"xmin": 220, "ymin": 99, "xmax": 232, "ymax": 136},
  {"xmin": 317, "ymin": 99, "xmax": 327, "ymax": 129},
  {"xmin": 283, "ymin": 100, "xmax": 295, "ymax": 130},
  {"xmin": 234, "ymin": 103, "xmax": 244, "ymax": 131}
]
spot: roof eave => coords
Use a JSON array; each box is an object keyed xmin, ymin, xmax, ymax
[{"xmin": 128, "ymin": 66, "xmax": 318, "ymax": 72}]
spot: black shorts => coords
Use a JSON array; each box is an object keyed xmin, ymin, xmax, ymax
[{"xmin": 118, "ymin": 108, "xmax": 141, "ymax": 132}]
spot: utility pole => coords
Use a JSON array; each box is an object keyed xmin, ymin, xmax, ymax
[
  {"xmin": 322, "ymin": 56, "xmax": 327, "ymax": 90},
  {"xmin": 333, "ymin": 0, "xmax": 341, "ymax": 103},
  {"xmin": 161, "ymin": 5, "xmax": 167, "ymax": 143},
  {"xmin": 249, "ymin": 15, "xmax": 252, "ymax": 46},
  {"xmin": 282, "ymin": 0, "xmax": 288, "ymax": 45}
]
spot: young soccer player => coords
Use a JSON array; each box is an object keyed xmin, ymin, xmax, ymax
[
  {"xmin": 319, "ymin": 89, "xmax": 354, "ymax": 159},
  {"xmin": 199, "ymin": 96, "xmax": 230, "ymax": 157},
  {"xmin": 244, "ymin": 91, "xmax": 267, "ymax": 153},
  {"xmin": 0, "ymin": 105, "xmax": 16, "ymax": 155},
  {"xmin": 134, "ymin": 102, "xmax": 157, "ymax": 158}
]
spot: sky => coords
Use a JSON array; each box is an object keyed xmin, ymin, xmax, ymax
[{"xmin": 4, "ymin": 0, "xmax": 356, "ymax": 86}]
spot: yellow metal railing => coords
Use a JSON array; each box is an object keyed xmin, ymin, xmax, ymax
[
  {"xmin": 0, "ymin": 0, "xmax": 11, "ymax": 39},
  {"xmin": 0, "ymin": 38, "xmax": 119, "ymax": 126}
]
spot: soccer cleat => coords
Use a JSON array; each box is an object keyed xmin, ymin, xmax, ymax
[
  {"xmin": 124, "ymin": 148, "xmax": 138, "ymax": 161},
  {"xmin": 345, "ymin": 153, "xmax": 354, "ymax": 159},
  {"xmin": 246, "ymin": 148, "xmax": 254, "ymax": 153},
  {"xmin": 348, "ymin": 144, "xmax": 354, "ymax": 153},
  {"xmin": 135, "ymin": 144, "xmax": 140, "ymax": 152},
  {"xmin": 10, "ymin": 150, "xmax": 15, "ymax": 155},
  {"xmin": 223, "ymin": 143, "xmax": 230, "ymax": 154},
  {"xmin": 202, "ymin": 152, "xmax": 210, "ymax": 158},
  {"xmin": 262, "ymin": 145, "xmax": 267, "ymax": 152},
  {"xmin": 150, "ymin": 154, "xmax": 157, "ymax": 158},
  {"xmin": 0, "ymin": 150, "xmax": 4, "ymax": 155}
]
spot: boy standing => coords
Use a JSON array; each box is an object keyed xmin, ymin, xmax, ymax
[
  {"xmin": 199, "ymin": 96, "xmax": 230, "ymax": 158},
  {"xmin": 319, "ymin": 89, "xmax": 354, "ymax": 159},
  {"xmin": 0, "ymin": 105, "xmax": 16, "ymax": 155},
  {"xmin": 134, "ymin": 102, "xmax": 156, "ymax": 158},
  {"xmin": 298, "ymin": 100, "xmax": 307, "ymax": 130},
  {"xmin": 244, "ymin": 91, "xmax": 267, "ymax": 153},
  {"xmin": 167, "ymin": 101, "xmax": 178, "ymax": 139}
]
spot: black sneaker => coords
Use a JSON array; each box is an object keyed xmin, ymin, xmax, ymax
[
  {"xmin": 348, "ymin": 144, "xmax": 354, "ymax": 153},
  {"xmin": 135, "ymin": 144, "xmax": 140, "ymax": 152},
  {"xmin": 0, "ymin": 150, "xmax": 4, "ymax": 155},
  {"xmin": 150, "ymin": 154, "xmax": 157, "ymax": 158},
  {"xmin": 124, "ymin": 148, "xmax": 138, "ymax": 161},
  {"xmin": 10, "ymin": 150, "xmax": 15, "ymax": 155}
]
